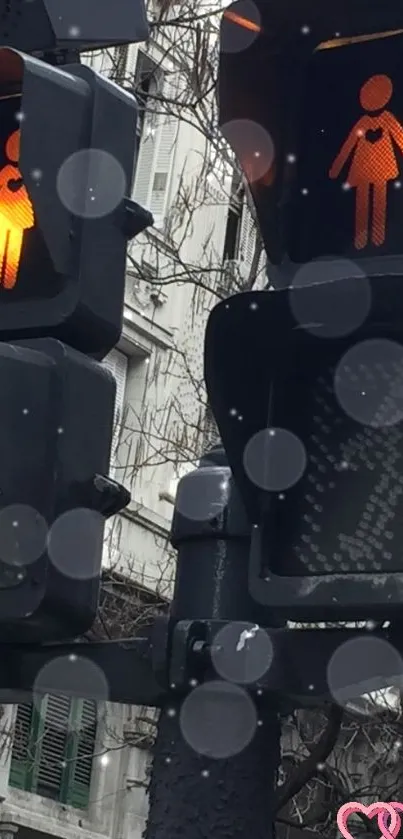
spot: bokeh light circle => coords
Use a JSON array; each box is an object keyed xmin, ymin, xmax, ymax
[
  {"xmin": 289, "ymin": 259, "xmax": 371, "ymax": 338},
  {"xmin": 327, "ymin": 635, "xmax": 403, "ymax": 708},
  {"xmin": 33, "ymin": 655, "xmax": 109, "ymax": 730},
  {"xmin": 180, "ymin": 680, "xmax": 257, "ymax": 760},
  {"xmin": 174, "ymin": 468, "xmax": 230, "ymax": 521},
  {"xmin": 211, "ymin": 622, "xmax": 274, "ymax": 684},
  {"xmin": 57, "ymin": 149, "xmax": 126, "ymax": 218},
  {"xmin": 180, "ymin": 680, "xmax": 257, "ymax": 758},
  {"xmin": 47, "ymin": 508, "xmax": 104, "ymax": 579},
  {"xmin": 221, "ymin": 119, "xmax": 274, "ymax": 183},
  {"xmin": 220, "ymin": 0, "xmax": 261, "ymax": 53},
  {"xmin": 334, "ymin": 339, "xmax": 403, "ymax": 428},
  {"xmin": 0, "ymin": 504, "xmax": 48, "ymax": 567},
  {"xmin": 243, "ymin": 428, "xmax": 307, "ymax": 491}
]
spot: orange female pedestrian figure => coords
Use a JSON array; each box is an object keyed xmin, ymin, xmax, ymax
[
  {"xmin": 0, "ymin": 129, "xmax": 34, "ymax": 289},
  {"xmin": 329, "ymin": 74, "xmax": 403, "ymax": 250}
]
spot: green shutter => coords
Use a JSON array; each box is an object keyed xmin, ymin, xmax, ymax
[
  {"xmin": 63, "ymin": 699, "xmax": 97, "ymax": 810},
  {"xmin": 9, "ymin": 703, "xmax": 34, "ymax": 789},
  {"xmin": 10, "ymin": 695, "xmax": 97, "ymax": 810},
  {"xmin": 9, "ymin": 699, "xmax": 47, "ymax": 792},
  {"xmin": 35, "ymin": 694, "xmax": 70, "ymax": 801}
]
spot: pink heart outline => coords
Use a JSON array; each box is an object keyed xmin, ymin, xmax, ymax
[
  {"xmin": 379, "ymin": 802, "xmax": 403, "ymax": 836},
  {"xmin": 337, "ymin": 802, "xmax": 400, "ymax": 839}
]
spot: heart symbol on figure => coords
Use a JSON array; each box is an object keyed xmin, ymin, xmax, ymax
[
  {"xmin": 7, "ymin": 177, "xmax": 23, "ymax": 192},
  {"xmin": 365, "ymin": 127, "xmax": 383, "ymax": 143},
  {"xmin": 337, "ymin": 801, "xmax": 401, "ymax": 839}
]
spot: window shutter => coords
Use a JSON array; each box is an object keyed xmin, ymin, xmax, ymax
[
  {"xmin": 64, "ymin": 699, "xmax": 97, "ymax": 810},
  {"xmin": 256, "ymin": 247, "xmax": 268, "ymax": 289},
  {"xmin": 132, "ymin": 123, "xmax": 158, "ymax": 207},
  {"xmin": 238, "ymin": 198, "xmax": 257, "ymax": 273},
  {"xmin": 35, "ymin": 694, "xmax": 70, "ymax": 800},
  {"xmin": 204, "ymin": 404, "xmax": 219, "ymax": 449},
  {"xmin": 9, "ymin": 695, "xmax": 97, "ymax": 811},
  {"xmin": 149, "ymin": 76, "xmax": 177, "ymax": 222},
  {"xmin": 102, "ymin": 350, "xmax": 128, "ymax": 460},
  {"xmin": 9, "ymin": 703, "xmax": 35, "ymax": 790},
  {"xmin": 132, "ymin": 69, "xmax": 177, "ymax": 221},
  {"xmin": 132, "ymin": 72, "xmax": 160, "ymax": 208}
]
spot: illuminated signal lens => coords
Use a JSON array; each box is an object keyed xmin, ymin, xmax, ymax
[
  {"xmin": 0, "ymin": 94, "xmax": 62, "ymax": 302},
  {"xmin": 0, "ymin": 127, "xmax": 35, "ymax": 290},
  {"xmin": 288, "ymin": 32, "xmax": 403, "ymax": 262},
  {"xmin": 0, "ymin": 98, "xmax": 34, "ymax": 290}
]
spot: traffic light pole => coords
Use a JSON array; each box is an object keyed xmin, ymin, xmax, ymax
[
  {"xmin": 145, "ymin": 698, "xmax": 280, "ymax": 839},
  {"xmin": 0, "ymin": 448, "xmax": 403, "ymax": 838},
  {"xmin": 144, "ymin": 446, "xmax": 281, "ymax": 839}
]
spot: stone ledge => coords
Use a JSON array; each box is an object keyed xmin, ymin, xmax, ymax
[{"xmin": 120, "ymin": 502, "xmax": 171, "ymax": 539}]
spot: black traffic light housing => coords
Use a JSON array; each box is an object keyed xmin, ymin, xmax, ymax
[
  {"xmin": 0, "ymin": 337, "xmax": 129, "ymax": 642},
  {"xmin": 205, "ymin": 278, "xmax": 403, "ymax": 621},
  {"xmin": 0, "ymin": 0, "xmax": 149, "ymax": 54},
  {"xmin": 0, "ymin": 20, "xmax": 153, "ymax": 637},
  {"xmin": 219, "ymin": 0, "xmax": 403, "ymax": 286},
  {"xmin": 0, "ymin": 47, "xmax": 151, "ymax": 358},
  {"xmin": 214, "ymin": 0, "xmax": 403, "ymax": 619}
]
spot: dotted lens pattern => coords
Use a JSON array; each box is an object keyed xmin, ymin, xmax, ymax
[{"xmin": 265, "ymin": 356, "xmax": 403, "ymax": 577}]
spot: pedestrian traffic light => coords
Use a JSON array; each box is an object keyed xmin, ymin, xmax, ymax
[
  {"xmin": 204, "ymin": 279, "xmax": 403, "ymax": 622},
  {"xmin": 0, "ymin": 47, "xmax": 151, "ymax": 359},
  {"xmin": 219, "ymin": 1, "xmax": 403, "ymax": 285},
  {"xmin": 0, "ymin": 38, "xmax": 151, "ymax": 639},
  {"xmin": 0, "ymin": 336, "xmax": 127, "ymax": 642},
  {"xmin": 212, "ymin": 0, "xmax": 403, "ymax": 620},
  {"xmin": 290, "ymin": 40, "xmax": 403, "ymax": 263}
]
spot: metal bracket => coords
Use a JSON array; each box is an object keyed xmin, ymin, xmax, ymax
[
  {"xmin": 0, "ymin": 621, "xmax": 168, "ymax": 706},
  {"xmin": 0, "ymin": 618, "xmax": 401, "ymax": 708}
]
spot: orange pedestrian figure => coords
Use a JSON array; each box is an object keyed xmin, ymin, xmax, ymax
[
  {"xmin": 0, "ymin": 129, "xmax": 34, "ymax": 289},
  {"xmin": 329, "ymin": 75, "xmax": 403, "ymax": 250}
]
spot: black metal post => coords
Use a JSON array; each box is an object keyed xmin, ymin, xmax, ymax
[{"xmin": 144, "ymin": 446, "xmax": 281, "ymax": 839}]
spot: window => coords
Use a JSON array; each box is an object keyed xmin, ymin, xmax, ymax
[
  {"xmin": 221, "ymin": 172, "xmax": 259, "ymax": 294},
  {"xmin": 222, "ymin": 169, "xmax": 244, "ymax": 262},
  {"xmin": 132, "ymin": 55, "xmax": 178, "ymax": 224},
  {"xmin": 9, "ymin": 695, "xmax": 97, "ymax": 810},
  {"xmin": 102, "ymin": 349, "xmax": 128, "ymax": 466},
  {"xmin": 152, "ymin": 172, "xmax": 168, "ymax": 193},
  {"xmin": 134, "ymin": 52, "xmax": 161, "ymax": 144}
]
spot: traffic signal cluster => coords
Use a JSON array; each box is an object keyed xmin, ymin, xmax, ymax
[
  {"xmin": 205, "ymin": 0, "xmax": 403, "ymax": 621},
  {"xmin": 0, "ymin": 42, "xmax": 151, "ymax": 640}
]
